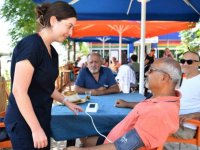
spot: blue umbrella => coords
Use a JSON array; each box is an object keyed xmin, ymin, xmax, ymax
[
  {"xmin": 71, "ymin": 36, "xmax": 137, "ymax": 44},
  {"xmin": 33, "ymin": 0, "xmax": 200, "ymax": 21},
  {"xmin": 33, "ymin": 0, "xmax": 200, "ymax": 94},
  {"xmin": 70, "ymin": 36, "xmax": 138, "ymax": 58},
  {"xmin": 71, "ymin": 36, "xmax": 138, "ymax": 58}
]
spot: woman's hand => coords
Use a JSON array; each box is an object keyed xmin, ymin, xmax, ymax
[
  {"xmin": 65, "ymin": 101, "xmax": 83, "ymax": 115},
  {"xmin": 32, "ymin": 127, "xmax": 48, "ymax": 149}
]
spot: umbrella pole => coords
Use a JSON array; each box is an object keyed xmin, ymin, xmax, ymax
[
  {"xmin": 102, "ymin": 39, "xmax": 105, "ymax": 58},
  {"xmin": 97, "ymin": 37, "xmax": 110, "ymax": 58},
  {"xmin": 119, "ymin": 32, "xmax": 122, "ymax": 64},
  {"xmin": 139, "ymin": 0, "xmax": 148, "ymax": 95}
]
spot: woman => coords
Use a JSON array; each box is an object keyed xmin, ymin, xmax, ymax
[
  {"xmin": 5, "ymin": 1, "xmax": 82, "ymax": 149},
  {"xmin": 163, "ymin": 48, "xmax": 174, "ymax": 58}
]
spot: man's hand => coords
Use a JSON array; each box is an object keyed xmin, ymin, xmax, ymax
[
  {"xmin": 91, "ymin": 89, "xmax": 103, "ymax": 95},
  {"xmin": 91, "ymin": 87, "xmax": 106, "ymax": 96},
  {"xmin": 97, "ymin": 87, "xmax": 106, "ymax": 91},
  {"xmin": 115, "ymin": 99, "xmax": 128, "ymax": 108}
]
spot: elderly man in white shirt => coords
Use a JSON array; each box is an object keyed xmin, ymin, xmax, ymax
[{"xmin": 165, "ymin": 51, "xmax": 200, "ymax": 150}]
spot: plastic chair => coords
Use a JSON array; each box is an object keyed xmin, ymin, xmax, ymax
[
  {"xmin": 167, "ymin": 119, "xmax": 200, "ymax": 146},
  {"xmin": 0, "ymin": 80, "xmax": 7, "ymax": 113},
  {"xmin": 0, "ymin": 111, "xmax": 12, "ymax": 149},
  {"xmin": 158, "ymin": 119, "xmax": 200, "ymax": 150},
  {"xmin": 73, "ymin": 67, "xmax": 80, "ymax": 80},
  {"xmin": 0, "ymin": 80, "xmax": 12, "ymax": 149},
  {"xmin": 141, "ymin": 119, "xmax": 200, "ymax": 150}
]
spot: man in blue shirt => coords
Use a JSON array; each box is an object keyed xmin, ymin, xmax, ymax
[{"xmin": 75, "ymin": 53, "xmax": 120, "ymax": 95}]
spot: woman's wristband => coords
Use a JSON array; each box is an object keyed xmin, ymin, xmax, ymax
[{"xmin": 62, "ymin": 97, "xmax": 68, "ymax": 104}]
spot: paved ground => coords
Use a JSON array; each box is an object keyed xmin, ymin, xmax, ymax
[
  {"xmin": 51, "ymin": 139, "xmax": 67, "ymax": 150},
  {"xmin": 51, "ymin": 138, "xmax": 82, "ymax": 150}
]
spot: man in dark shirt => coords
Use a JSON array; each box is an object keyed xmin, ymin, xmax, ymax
[{"xmin": 75, "ymin": 53, "xmax": 120, "ymax": 96}]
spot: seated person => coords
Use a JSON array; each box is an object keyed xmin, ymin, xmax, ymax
[
  {"xmin": 162, "ymin": 48, "xmax": 174, "ymax": 59},
  {"xmin": 109, "ymin": 57, "xmax": 121, "ymax": 73},
  {"xmin": 74, "ymin": 52, "xmax": 120, "ymax": 95},
  {"xmin": 77, "ymin": 55, "xmax": 87, "ymax": 68},
  {"xmin": 75, "ymin": 57, "xmax": 81, "ymax": 67},
  {"xmin": 102, "ymin": 57, "xmax": 109, "ymax": 67},
  {"xmin": 116, "ymin": 51, "xmax": 200, "ymax": 149},
  {"xmin": 145, "ymin": 48, "xmax": 155, "ymax": 73},
  {"xmin": 115, "ymin": 64, "xmax": 136, "ymax": 93},
  {"xmin": 164, "ymin": 51, "xmax": 200, "ymax": 149},
  {"xmin": 67, "ymin": 57, "xmax": 182, "ymax": 150},
  {"xmin": 129, "ymin": 54, "xmax": 140, "ymax": 83}
]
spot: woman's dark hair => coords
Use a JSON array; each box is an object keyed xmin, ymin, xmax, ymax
[{"xmin": 35, "ymin": 1, "xmax": 77, "ymax": 28}]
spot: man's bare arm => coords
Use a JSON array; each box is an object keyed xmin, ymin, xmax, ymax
[
  {"xmin": 115, "ymin": 99, "xmax": 138, "ymax": 108},
  {"xmin": 180, "ymin": 112, "xmax": 200, "ymax": 124},
  {"xmin": 91, "ymin": 84, "xmax": 120, "ymax": 95},
  {"xmin": 74, "ymin": 85, "xmax": 90, "ymax": 94}
]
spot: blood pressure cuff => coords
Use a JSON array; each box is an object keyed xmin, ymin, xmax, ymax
[{"xmin": 114, "ymin": 129, "xmax": 144, "ymax": 150}]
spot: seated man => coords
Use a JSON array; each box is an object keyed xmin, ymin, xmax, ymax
[
  {"xmin": 74, "ymin": 53, "xmax": 120, "ymax": 95},
  {"xmin": 129, "ymin": 54, "xmax": 140, "ymax": 82},
  {"xmin": 67, "ymin": 57, "xmax": 182, "ymax": 150},
  {"xmin": 164, "ymin": 51, "xmax": 200, "ymax": 149},
  {"xmin": 109, "ymin": 57, "xmax": 121, "ymax": 73},
  {"xmin": 115, "ymin": 51, "xmax": 200, "ymax": 149}
]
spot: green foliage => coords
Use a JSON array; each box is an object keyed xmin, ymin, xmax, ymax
[
  {"xmin": 179, "ymin": 22, "xmax": 200, "ymax": 52},
  {"xmin": 0, "ymin": 0, "xmax": 37, "ymax": 47},
  {"xmin": 78, "ymin": 42, "xmax": 89, "ymax": 56}
]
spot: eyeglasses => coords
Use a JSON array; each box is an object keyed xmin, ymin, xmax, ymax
[
  {"xmin": 147, "ymin": 67, "xmax": 171, "ymax": 79},
  {"xmin": 180, "ymin": 59, "xmax": 199, "ymax": 65}
]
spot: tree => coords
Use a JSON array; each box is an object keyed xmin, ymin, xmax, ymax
[
  {"xmin": 0, "ymin": 0, "xmax": 37, "ymax": 47},
  {"xmin": 179, "ymin": 22, "xmax": 200, "ymax": 52}
]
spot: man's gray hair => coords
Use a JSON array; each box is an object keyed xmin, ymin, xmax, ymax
[
  {"xmin": 87, "ymin": 52, "xmax": 103, "ymax": 61},
  {"xmin": 160, "ymin": 58, "xmax": 182, "ymax": 86}
]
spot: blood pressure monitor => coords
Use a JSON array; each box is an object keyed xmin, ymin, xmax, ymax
[{"xmin": 86, "ymin": 103, "xmax": 98, "ymax": 113}]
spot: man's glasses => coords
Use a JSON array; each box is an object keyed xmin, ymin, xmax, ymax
[
  {"xmin": 148, "ymin": 67, "xmax": 171, "ymax": 79},
  {"xmin": 180, "ymin": 59, "xmax": 199, "ymax": 65}
]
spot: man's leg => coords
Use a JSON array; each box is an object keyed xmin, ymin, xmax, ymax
[{"xmin": 164, "ymin": 126, "xmax": 196, "ymax": 150}]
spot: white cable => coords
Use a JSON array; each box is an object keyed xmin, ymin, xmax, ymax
[{"xmin": 85, "ymin": 111, "xmax": 113, "ymax": 143}]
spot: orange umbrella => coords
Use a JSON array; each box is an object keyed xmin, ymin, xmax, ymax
[
  {"xmin": 72, "ymin": 20, "xmax": 195, "ymax": 38},
  {"xmin": 72, "ymin": 20, "xmax": 195, "ymax": 63}
]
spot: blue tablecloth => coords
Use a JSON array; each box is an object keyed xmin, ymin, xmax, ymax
[{"xmin": 51, "ymin": 93, "xmax": 145, "ymax": 141}]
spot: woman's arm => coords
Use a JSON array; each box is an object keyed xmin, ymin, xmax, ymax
[
  {"xmin": 13, "ymin": 60, "xmax": 47, "ymax": 149},
  {"xmin": 51, "ymin": 88, "xmax": 83, "ymax": 114}
]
